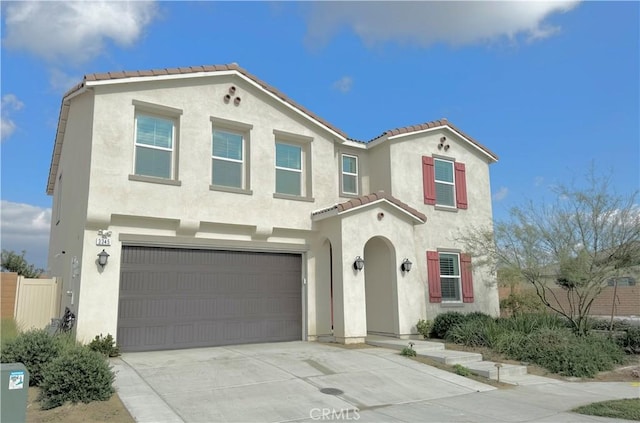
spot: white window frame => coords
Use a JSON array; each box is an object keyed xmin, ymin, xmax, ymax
[
  {"xmin": 212, "ymin": 129, "xmax": 245, "ymax": 189},
  {"xmin": 129, "ymin": 100, "xmax": 182, "ymax": 186},
  {"xmin": 434, "ymin": 158, "xmax": 456, "ymax": 208},
  {"xmin": 275, "ymin": 142, "xmax": 303, "ymax": 196},
  {"xmin": 272, "ymin": 130, "xmax": 313, "ymax": 202},
  {"xmin": 439, "ymin": 252, "xmax": 462, "ymax": 302},
  {"xmin": 133, "ymin": 112, "xmax": 176, "ymax": 179},
  {"xmin": 341, "ymin": 154, "xmax": 359, "ymax": 196}
]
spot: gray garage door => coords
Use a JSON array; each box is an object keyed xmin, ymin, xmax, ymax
[{"xmin": 118, "ymin": 246, "xmax": 302, "ymax": 352}]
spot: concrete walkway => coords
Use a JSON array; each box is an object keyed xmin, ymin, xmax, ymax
[{"xmin": 112, "ymin": 341, "xmax": 640, "ymax": 423}]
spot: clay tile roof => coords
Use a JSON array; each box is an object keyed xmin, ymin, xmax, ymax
[{"xmin": 313, "ymin": 191, "xmax": 426, "ymax": 223}]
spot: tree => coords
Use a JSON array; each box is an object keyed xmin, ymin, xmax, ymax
[
  {"xmin": 1, "ymin": 250, "xmax": 45, "ymax": 278},
  {"xmin": 462, "ymin": 168, "xmax": 639, "ymax": 335}
]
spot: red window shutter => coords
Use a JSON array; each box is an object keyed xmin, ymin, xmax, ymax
[
  {"xmin": 422, "ymin": 156, "xmax": 436, "ymax": 205},
  {"xmin": 460, "ymin": 253, "xmax": 474, "ymax": 303},
  {"xmin": 455, "ymin": 162, "xmax": 468, "ymax": 209},
  {"xmin": 427, "ymin": 251, "xmax": 441, "ymax": 303}
]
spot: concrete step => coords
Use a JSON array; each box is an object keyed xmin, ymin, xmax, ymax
[
  {"xmin": 419, "ymin": 349, "xmax": 484, "ymax": 365},
  {"xmin": 366, "ymin": 337, "xmax": 445, "ymax": 353},
  {"xmin": 464, "ymin": 360, "xmax": 528, "ymax": 380}
]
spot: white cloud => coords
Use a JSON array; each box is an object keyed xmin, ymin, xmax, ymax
[
  {"xmin": 493, "ymin": 186, "xmax": 509, "ymax": 201},
  {"xmin": 1, "ymin": 94, "xmax": 24, "ymax": 142},
  {"xmin": 2, "ymin": 1, "xmax": 158, "ymax": 64},
  {"xmin": 49, "ymin": 69, "xmax": 82, "ymax": 94},
  {"xmin": 332, "ymin": 76, "xmax": 353, "ymax": 93},
  {"xmin": 305, "ymin": 1, "xmax": 580, "ymax": 48},
  {"xmin": 0, "ymin": 201, "xmax": 51, "ymax": 269}
]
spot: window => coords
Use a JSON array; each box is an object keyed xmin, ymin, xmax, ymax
[
  {"xmin": 134, "ymin": 114, "xmax": 175, "ymax": 179},
  {"xmin": 275, "ymin": 142, "xmax": 302, "ymax": 196},
  {"xmin": 341, "ymin": 154, "xmax": 358, "ymax": 195},
  {"xmin": 273, "ymin": 130, "xmax": 313, "ymax": 201},
  {"xmin": 435, "ymin": 159, "xmax": 455, "ymax": 207},
  {"xmin": 427, "ymin": 251, "xmax": 474, "ymax": 303},
  {"xmin": 422, "ymin": 156, "xmax": 468, "ymax": 209},
  {"xmin": 212, "ymin": 130, "xmax": 244, "ymax": 189},
  {"xmin": 439, "ymin": 253, "xmax": 461, "ymax": 301}
]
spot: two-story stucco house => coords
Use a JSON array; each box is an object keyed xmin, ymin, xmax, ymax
[{"xmin": 47, "ymin": 63, "xmax": 499, "ymax": 352}]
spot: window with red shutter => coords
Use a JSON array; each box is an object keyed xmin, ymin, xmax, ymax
[{"xmin": 423, "ymin": 156, "xmax": 468, "ymax": 210}]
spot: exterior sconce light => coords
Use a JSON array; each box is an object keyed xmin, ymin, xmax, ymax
[
  {"xmin": 97, "ymin": 249, "xmax": 110, "ymax": 268},
  {"xmin": 401, "ymin": 258, "xmax": 412, "ymax": 272},
  {"xmin": 353, "ymin": 256, "xmax": 365, "ymax": 271}
]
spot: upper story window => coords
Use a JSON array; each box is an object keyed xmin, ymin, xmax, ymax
[
  {"xmin": 273, "ymin": 130, "xmax": 313, "ymax": 202},
  {"xmin": 434, "ymin": 159, "xmax": 455, "ymax": 207},
  {"xmin": 341, "ymin": 154, "xmax": 358, "ymax": 196},
  {"xmin": 210, "ymin": 117, "xmax": 252, "ymax": 195},
  {"xmin": 275, "ymin": 142, "xmax": 302, "ymax": 196},
  {"xmin": 134, "ymin": 114, "xmax": 176, "ymax": 179},
  {"xmin": 212, "ymin": 129, "xmax": 244, "ymax": 189},
  {"xmin": 422, "ymin": 156, "xmax": 468, "ymax": 209}
]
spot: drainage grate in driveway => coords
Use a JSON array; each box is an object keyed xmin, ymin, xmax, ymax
[{"xmin": 320, "ymin": 387, "xmax": 344, "ymax": 396}]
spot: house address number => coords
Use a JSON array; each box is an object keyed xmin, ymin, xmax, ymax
[{"xmin": 96, "ymin": 237, "xmax": 112, "ymax": 246}]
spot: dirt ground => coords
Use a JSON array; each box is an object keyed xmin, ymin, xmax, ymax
[
  {"xmin": 24, "ymin": 343, "xmax": 639, "ymax": 422},
  {"xmin": 26, "ymin": 387, "xmax": 134, "ymax": 423}
]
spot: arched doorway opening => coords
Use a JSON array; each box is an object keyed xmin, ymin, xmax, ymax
[{"xmin": 363, "ymin": 236, "xmax": 398, "ymax": 336}]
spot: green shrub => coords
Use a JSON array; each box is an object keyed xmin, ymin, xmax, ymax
[
  {"xmin": 39, "ymin": 346, "xmax": 114, "ymax": 410},
  {"xmin": 400, "ymin": 342, "xmax": 417, "ymax": 357},
  {"xmin": 416, "ymin": 319, "xmax": 432, "ymax": 339},
  {"xmin": 500, "ymin": 291, "xmax": 545, "ymax": 316},
  {"xmin": 430, "ymin": 311, "xmax": 465, "ymax": 339},
  {"xmin": 621, "ymin": 327, "xmax": 640, "ymax": 354},
  {"xmin": 509, "ymin": 328, "xmax": 625, "ymax": 378},
  {"xmin": 452, "ymin": 364, "xmax": 472, "ymax": 377},
  {"xmin": 446, "ymin": 319, "xmax": 491, "ymax": 347},
  {"xmin": 493, "ymin": 331, "xmax": 529, "ymax": 358},
  {"xmin": 464, "ymin": 311, "xmax": 494, "ymax": 323},
  {"xmin": 88, "ymin": 334, "xmax": 121, "ymax": 357},
  {"xmin": 0, "ymin": 318, "xmax": 19, "ymax": 349},
  {"xmin": 0, "ymin": 329, "xmax": 61, "ymax": 386},
  {"xmin": 496, "ymin": 313, "xmax": 568, "ymax": 334}
]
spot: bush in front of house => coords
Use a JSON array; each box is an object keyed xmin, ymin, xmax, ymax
[
  {"xmin": 446, "ymin": 317, "xmax": 502, "ymax": 348},
  {"xmin": 506, "ymin": 327, "xmax": 625, "ymax": 378},
  {"xmin": 88, "ymin": 333, "xmax": 121, "ymax": 357},
  {"xmin": 39, "ymin": 345, "xmax": 115, "ymax": 410},
  {"xmin": 430, "ymin": 311, "xmax": 466, "ymax": 339},
  {"xmin": 0, "ymin": 329, "xmax": 62, "ymax": 386},
  {"xmin": 618, "ymin": 327, "xmax": 640, "ymax": 354},
  {"xmin": 416, "ymin": 319, "xmax": 432, "ymax": 339}
]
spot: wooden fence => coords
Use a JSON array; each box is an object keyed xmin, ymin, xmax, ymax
[{"xmin": 1, "ymin": 272, "xmax": 61, "ymax": 330}]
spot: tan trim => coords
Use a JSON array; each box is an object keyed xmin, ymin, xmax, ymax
[{"xmin": 128, "ymin": 174, "xmax": 182, "ymax": 186}]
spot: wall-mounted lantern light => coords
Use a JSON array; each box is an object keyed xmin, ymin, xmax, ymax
[
  {"xmin": 353, "ymin": 256, "xmax": 365, "ymax": 271},
  {"xmin": 401, "ymin": 258, "xmax": 413, "ymax": 273},
  {"xmin": 97, "ymin": 249, "xmax": 110, "ymax": 268}
]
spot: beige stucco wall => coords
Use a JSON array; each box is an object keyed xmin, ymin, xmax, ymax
[
  {"xmin": 47, "ymin": 92, "xmax": 94, "ymax": 330},
  {"xmin": 385, "ymin": 129, "xmax": 499, "ymax": 319},
  {"xmin": 49, "ymin": 72, "xmax": 499, "ymax": 343}
]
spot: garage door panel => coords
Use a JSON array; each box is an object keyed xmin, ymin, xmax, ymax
[{"xmin": 118, "ymin": 246, "xmax": 302, "ymax": 352}]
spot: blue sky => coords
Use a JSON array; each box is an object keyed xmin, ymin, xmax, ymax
[{"xmin": 1, "ymin": 1, "xmax": 638, "ymax": 270}]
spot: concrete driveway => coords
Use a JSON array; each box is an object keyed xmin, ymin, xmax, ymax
[{"xmin": 112, "ymin": 341, "xmax": 639, "ymax": 423}]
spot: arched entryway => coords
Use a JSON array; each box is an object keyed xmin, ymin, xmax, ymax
[{"xmin": 363, "ymin": 236, "xmax": 398, "ymax": 336}]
